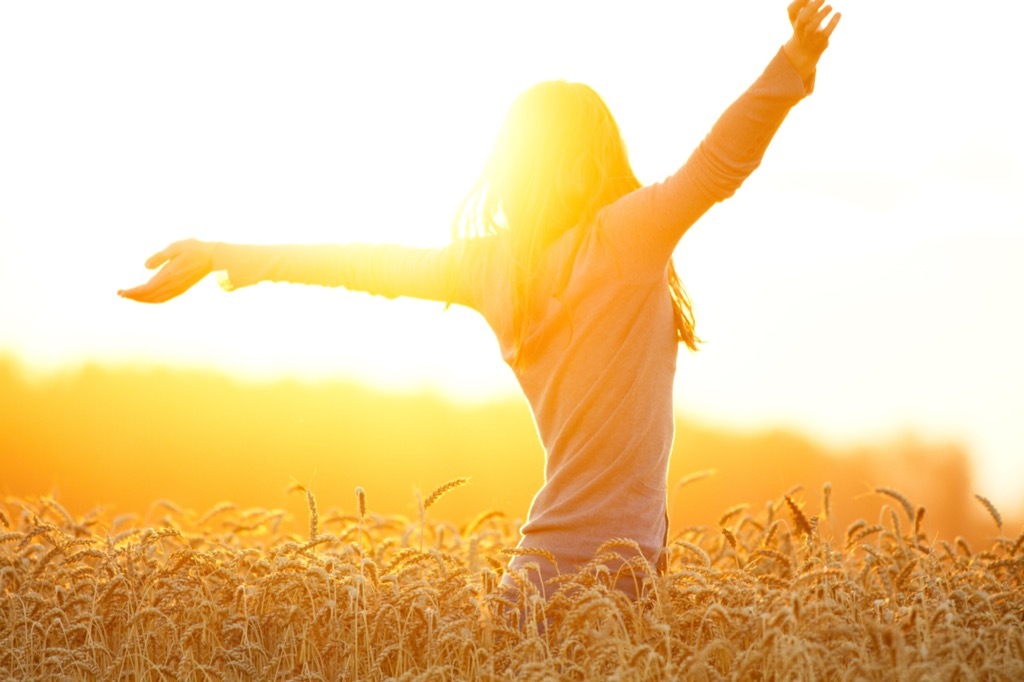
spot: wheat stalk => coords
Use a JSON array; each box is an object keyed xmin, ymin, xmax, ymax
[
  {"xmin": 718, "ymin": 504, "xmax": 749, "ymax": 528},
  {"xmin": 502, "ymin": 547, "xmax": 560, "ymax": 574},
  {"xmin": 675, "ymin": 470, "xmax": 715, "ymax": 493},
  {"xmin": 974, "ymin": 494, "xmax": 1003, "ymax": 532},
  {"xmin": 2, "ymin": 483, "xmax": 1021, "ymax": 680},
  {"xmin": 876, "ymin": 488, "xmax": 915, "ymax": 522},
  {"xmin": 674, "ymin": 540, "xmax": 711, "ymax": 568},
  {"xmin": 424, "ymin": 478, "xmax": 470, "ymax": 510},
  {"xmin": 356, "ymin": 487, "xmax": 367, "ymax": 519},
  {"xmin": 785, "ymin": 496, "xmax": 812, "ymax": 537}
]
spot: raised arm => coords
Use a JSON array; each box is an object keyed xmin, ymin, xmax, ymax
[{"xmin": 602, "ymin": 0, "xmax": 840, "ymax": 267}]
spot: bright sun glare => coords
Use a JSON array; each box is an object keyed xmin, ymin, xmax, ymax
[{"xmin": 2, "ymin": 2, "xmax": 1023, "ymax": 508}]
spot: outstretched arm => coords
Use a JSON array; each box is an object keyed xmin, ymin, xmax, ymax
[{"xmin": 119, "ymin": 238, "xmax": 487, "ymax": 308}]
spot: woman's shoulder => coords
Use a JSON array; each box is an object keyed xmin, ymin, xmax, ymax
[{"xmin": 583, "ymin": 194, "xmax": 660, "ymax": 274}]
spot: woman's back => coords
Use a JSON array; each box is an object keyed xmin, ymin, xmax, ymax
[
  {"xmin": 471, "ymin": 217, "xmax": 678, "ymax": 592},
  {"xmin": 470, "ymin": 46, "xmax": 817, "ymax": 593}
]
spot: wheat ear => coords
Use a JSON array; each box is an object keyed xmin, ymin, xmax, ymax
[
  {"xmin": 876, "ymin": 488, "xmax": 915, "ymax": 522},
  {"xmin": 424, "ymin": 478, "xmax": 469, "ymax": 510},
  {"xmin": 974, "ymin": 494, "xmax": 1003, "ymax": 531},
  {"xmin": 355, "ymin": 487, "xmax": 366, "ymax": 519},
  {"xmin": 785, "ymin": 496, "xmax": 812, "ymax": 537}
]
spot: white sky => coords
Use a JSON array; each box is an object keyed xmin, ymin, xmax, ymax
[{"xmin": 2, "ymin": 2, "xmax": 1022, "ymax": 511}]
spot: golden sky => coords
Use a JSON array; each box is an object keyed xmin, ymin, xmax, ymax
[{"xmin": 1, "ymin": 2, "xmax": 1022, "ymax": 509}]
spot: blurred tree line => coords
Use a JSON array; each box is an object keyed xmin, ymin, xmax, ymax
[{"xmin": 0, "ymin": 357, "xmax": 1010, "ymax": 547}]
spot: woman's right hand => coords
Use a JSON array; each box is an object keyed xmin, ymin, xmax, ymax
[
  {"xmin": 783, "ymin": 0, "xmax": 841, "ymax": 82},
  {"xmin": 118, "ymin": 238, "xmax": 214, "ymax": 303}
]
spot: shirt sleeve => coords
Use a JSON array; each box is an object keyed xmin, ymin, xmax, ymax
[
  {"xmin": 600, "ymin": 47, "xmax": 814, "ymax": 270},
  {"xmin": 211, "ymin": 239, "xmax": 485, "ymax": 309}
]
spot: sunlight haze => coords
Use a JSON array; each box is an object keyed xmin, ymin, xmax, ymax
[{"xmin": 1, "ymin": 2, "xmax": 1022, "ymax": 510}]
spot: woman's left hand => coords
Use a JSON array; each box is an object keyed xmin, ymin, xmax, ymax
[{"xmin": 118, "ymin": 238, "xmax": 214, "ymax": 303}]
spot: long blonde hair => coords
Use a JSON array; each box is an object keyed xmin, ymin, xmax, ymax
[{"xmin": 454, "ymin": 80, "xmax": 698, "ymax": 366}]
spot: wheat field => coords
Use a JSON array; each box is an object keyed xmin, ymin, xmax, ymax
[{"xmin": 1, "ymin": 482, "xmax": 1022, "ymax": 681}]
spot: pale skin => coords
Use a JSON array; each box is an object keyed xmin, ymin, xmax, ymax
[{"xmin": 118, "ymin": 0, "xmax": 840, "ymax": 304}]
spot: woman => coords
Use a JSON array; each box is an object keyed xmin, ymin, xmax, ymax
[{"xmin": 121, "ymin": 0, "xmax": 840, "ymax": 598}]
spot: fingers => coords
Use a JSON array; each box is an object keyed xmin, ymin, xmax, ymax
[
  {"xmin": 787, "ymin": 0, "xmax": 805, "ymax": 24},
  {"xmin": 790, "ymin": 0, "xmax": 820, "ymax": 27},
  {"xmin": 795, "ymin": 0, "xmax": 839, "ymax": 47},
  {"xmin": 820, "ymin": 12, "xmax": 841, "ymax": 41},
  {"xmin": 117, "ymin": 285, "xmax": 158, "ymax": 303},
  {"xmin": 118, "ymin": 263, "xmax": 182, "ymax": 302},
  {"xmin": 796, "ymin": 0, "xmax": 825, "ymax": 30},
  {"xmin": 808, "ymin": 5, "xmax": 832, "ymax": 30},
  {"xmin": 144, "ymin": 246, "xmax": 174, "ymax": 270},
  {"xmin": 117, "ymin": 279, "xmax": 167, "ymax": 303},
  {"xmin": 143, "ymin": 239, "xmax": 193, "ymax": 269}
]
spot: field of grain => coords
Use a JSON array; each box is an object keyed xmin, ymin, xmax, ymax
[{"xmin": 2, "ymin": 482, "xmax": 1022, "ymax": 681}]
